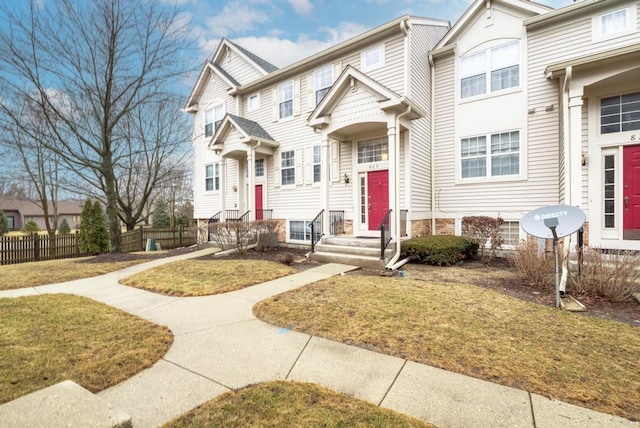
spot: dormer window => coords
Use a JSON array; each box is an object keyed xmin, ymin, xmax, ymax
[{"xmin": 204, "ymin": 103, "xmax": 224, "ymax": 137}]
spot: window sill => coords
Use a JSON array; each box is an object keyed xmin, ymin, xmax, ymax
[{"xmin": 455, "ymin": 174, "xmax": 526, "ymax": 185}]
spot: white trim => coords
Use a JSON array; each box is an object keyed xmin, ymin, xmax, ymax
[
  {"xmin": 247, "ymin": 92, "xmax": 260, "ymax": 112},
  {"xmin": 361, "ymin": 44, "xmax": 385, "ymax": 72},
  {"xmin": 592, "ymin": 5, "xmax": 637, "ymax": 42}
]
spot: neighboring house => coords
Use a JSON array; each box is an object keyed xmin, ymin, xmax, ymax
[
  {"xmin": 186, "ymin": 0, "xmax": 640, "ymax": 266},
  {"xmin": 0, "ymin": 199, "xmax": 83, "ymax": 232}
]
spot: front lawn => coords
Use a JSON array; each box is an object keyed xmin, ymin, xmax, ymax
[
  {"xmin": 0, "ymin": 294, "xmax": 172, "ymax": 404},
  {"xmin": 119, "ymin": 260, "xmax": 296, "ymax": 296},
  {"xmin": 0, "ymin": 258, "xmax": 149, "ymax": 291},
  {"xmin": 164, "ymin": 381, "xmax": 432, "ymax": 428},
  {"xmin": 254, "ymin": 275, "xmax": 640, "ymax": 421}
]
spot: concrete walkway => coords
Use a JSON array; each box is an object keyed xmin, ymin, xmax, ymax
[{"xmin": 0, "ymin": 248, "xmax": 637, "ymax": 427}]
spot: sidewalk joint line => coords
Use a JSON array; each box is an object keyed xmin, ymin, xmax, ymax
[
  {"xmin": 162, "ymin": 358, "xmax": 233, "ymax": 391},
  {"xmin": 378, "ymin": 359, "xmax": 407, "ymax": 407},
  {"xmin": 285, "ymin": 334, "xmax": 312, "ymax": 380},
  {"xmin": 528, "ymin": 391, "xmax": 537, "ymax": 428}
]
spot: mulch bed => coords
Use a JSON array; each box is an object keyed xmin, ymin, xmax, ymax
[{"xmin": 81, "ymin": 245, "xmax": 640, "ymax": 327}]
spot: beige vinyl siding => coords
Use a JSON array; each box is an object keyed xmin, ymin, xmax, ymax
[
  {"xmin": 332, "ymin": 87, "xmax": 384, "ymax": 127},
  {"xmin": 223, "ymin": 51, "xmax": 265, "ymax": 85},
  {"xmin": 328, "ymin": 141, "xmax": 355, "ymax": 219},
  {"xmin": 581, "ymin": 100, "xmax": 589, "ymax": 208},
  {"xmin": 407, "ymin": 24, "xmax": 449, "ymax": 215}
]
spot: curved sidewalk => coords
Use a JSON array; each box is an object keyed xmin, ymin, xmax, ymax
[{"xmin": 0, "ymin": 249, "xmax": 637, "ymax": 427}]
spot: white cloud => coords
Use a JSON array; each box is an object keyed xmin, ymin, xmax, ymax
[
  {"xmin": 205, "ymin": 2, "xmax": 272, "ymax": 37},
  {"xmin": 288, "ymin": 0, "xmax": 313, "ymax": 16}
]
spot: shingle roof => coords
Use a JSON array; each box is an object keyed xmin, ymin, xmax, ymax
[
  {"xmin": 227, "ymin": 114, "xmax": 275, "ymax": 142},
  {"xmin": 0, "ymin": 198, "xmax": 83, "ymax": 216},
  {"xmin": 211, "ymin": 63, "xmax": 240, "ymax": 87},
  {"xmin": 228, "ymin": 40, "xmax": 279, "ymax": 73}
]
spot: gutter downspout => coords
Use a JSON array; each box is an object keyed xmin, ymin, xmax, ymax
[
  {"xmin": 562, "ymin": 66, "xmax": 572, "ymax": 205},
  {"xmin": 386, "ymin": 103, "xmax": 412, "ymax": 270},
  {"xmin": 428, "ymin": 54, "xmax": 436, "ymax": 236}
]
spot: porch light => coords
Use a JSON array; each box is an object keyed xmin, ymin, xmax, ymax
[{"xmin": 343, "ymin": 173, "xmax": 350, "ymax": 184}]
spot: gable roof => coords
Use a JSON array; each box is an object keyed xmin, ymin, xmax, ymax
[
  {"xmin": 226, "ymin": 39, "xmax": 278, "ymax": 73},
  {"xmin": 184, "ymin": 61, "xmax": 240, "ymax": 112},
  {"xmin": 307, "ymin": 65, "xmax": 424, "ymax": 130},
  {"xmin": 208, "ymin": 114, "xmax": 277, "ymax": 150},
  {"xmin": 0, "ymin": 199, "xmax": 83, "ymax": 216},
  {"xmin": 185, "ymin": 38, "xmax": 279, "ymax": 113},
  {"xmin": 434, "ymin": 0, "xmax": 551, "ymax": 50}
]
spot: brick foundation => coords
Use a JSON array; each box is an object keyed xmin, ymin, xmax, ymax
[
  {"xmin": 435, "ymin": 218, "xmax": 455, "ymax": 235},
  {"xmin": 410, "ymin": 219, "xmax": 431, "ymax": 237}
]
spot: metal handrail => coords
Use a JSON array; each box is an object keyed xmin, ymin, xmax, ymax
[
  {"xmin": 256, "ymin": 209, "xmax": 273, "ymax": 220},
  {"xmin": 208, "ymin": 211, "xmax": 221, "ymax": 223},
  {"xmin": 379, "ymin": 209, "xmax": 393, "ymax": 260},
  {"xmin": 309, "ymin": 209, "xmax": 324, "ymax": 253},
  {"xmin": 237, "ymin": 211, "xmax": 251, "ymax": 222},
  {"xmin": 225, "ymin": 209, "xmax": 239, "ymax": 221}
]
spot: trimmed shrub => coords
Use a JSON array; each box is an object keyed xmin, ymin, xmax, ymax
[
  {"xmin": 401, "ymin": 235, "xmax": 478, "ymax": 266},
  {"xmin": 58, "ymin": 218, "xmax": 71, "ymax": 234},
  {"xmin": 21, "ymin": 220, "xmax": 39, "ymax": 233}
]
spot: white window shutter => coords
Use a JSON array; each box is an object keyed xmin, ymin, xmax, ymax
[
  {"xmin": 306, "ymin": 74, "xmax": 314, "ymax": 112},
  {"xmin": 304, "ymin": 145, "xmax": 312, "ymax": 185},
  {"xmin": 274, "ymin": 151, "xmax": 280, "ymax": 187},
  {"xmin": 333, "ymin": 61, "xmax": 342, "ymax": 81},
  {"xmin": 271, "ymin": 87, "xmax": 278, "ymax": 122},
  {"xmin": 295, "ymin": 147, "xmax": 303, "ymax": 185},
  {"xmin": 293, "ymin": 78, "xmax": 301, "ymax": 116},
  {"xmin": 330, "ymin": 140, "xmax": 340, "ymax": 182}
]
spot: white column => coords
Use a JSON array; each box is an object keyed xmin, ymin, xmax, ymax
[
  {"xmin": 220, "ymin": 158, "xmax": 227, "ymax": 221},
  {"xmin": 247, "ymin": 149, "xmax": 255, "ymax": 221},
  {"xmin": 321, "ymin": 135, "xmax": 330, "ymax": 234},
  {"xmin": 568, "ymin": 88, "xmax": 584, "ymax": 207},
  {"xmin": 387, "ymin": 117, "xmax": 397, "ymax": 238}
]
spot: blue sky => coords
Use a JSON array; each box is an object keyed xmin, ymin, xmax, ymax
[
  {"xmin": 174, "ymin": 0, "xmax": 575, "ymax": 67},
  {"xmin": 3, "ymin": 0, "xmax": 574, "ymax": 68}
]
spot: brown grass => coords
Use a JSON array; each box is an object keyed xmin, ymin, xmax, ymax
[
  {"xmin": 0, "ymin": 258, "xmax": 149, "ymax": 291},
  {"xmin": 164, "ymin": 381, "xmax": 432, "ymax": 428},
  {"xmin": 0, "ymin": 294, "xmax": 172, "ymax": 404},
  {"xmin": 119, "ymin": 260, "xmax": 296, "ymax": 296},
  {"xmin": 254, "ymin": 276, "xmax": 640, "ymax": 421}
]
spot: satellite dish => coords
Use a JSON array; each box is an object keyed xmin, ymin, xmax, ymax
[{"xmin": 521, "ymin": 204, "xmax": 586, "ymax": 239}]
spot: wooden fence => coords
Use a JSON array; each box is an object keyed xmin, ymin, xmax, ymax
[
  {"xmin": 0, "ymin": 226, "xmax": 196, "ymax": 265},
  {"xmin": 120, "ymin": 226, "xmax": 196, "ymax": 253}
]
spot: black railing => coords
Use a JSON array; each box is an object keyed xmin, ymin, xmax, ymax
[
  {"xmin": 400, "ymin": 209, "xmax": 408, "ymax": 237},
  {"xmin": 255, "ymin": 209, "xmax": 273, "ymax": 220},
  {"xmin": 225, "ymin": 209, "xmax": 239, "ymax": 221},
  {"xmin": 309, "ymin": 209, "xmax": 324, "ymax": 253},
  {"xmin": 329, "ymin": 210, "xmax": 345, "ymax": 235},
  {"xmin": 208, "ymin": 211, "xmax": 222, "ymax": 241},
  {"xmin": 237, "ymin": 210, "xmax": 251, "ymax": 222},
  {"xmin": 379, "ymin": 209, "xmax": 393, "ymax": 260}
]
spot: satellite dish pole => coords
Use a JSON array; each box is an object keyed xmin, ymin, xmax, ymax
[{"xmin": 543, "ymin": 217, "xmax": 561, "ymax": 308}]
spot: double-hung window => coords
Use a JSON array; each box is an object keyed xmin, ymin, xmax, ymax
[
  {"xmin": 204, "ymin": 103, "xmax": 224, "ymax": 137},
  {"xmin": 461, "ymin": 131, "xmax": 520, "ymax": 179},
  {"xmin": 314, "ymin": 66, "xmax": 333, "ymax": 106},
  {"xmin": 289, "ymin": 220, "xmax": 322, "ymax": 242},
  {"xmin": 205, "ymin": 163, "xmax": 220, "ymax": 191},
  {"xmin": 600, "ymin": 92, "xmax": 640, "ymax": 134},
  {"xmin": 255, "ymin": 158, "xmax": 264, "ymax": 177},
  {"xmin": 278, "ymin": 81, "xmax": 293, "ymax": 119},
  {"xmin": 313, "ymin": 145, "xmax": 321, "ymax": 183},
  {"xmin": 281, "ymin": 150, "xmax": 295, "ymax": 185},
  {"xmin": 460, "ymin": 41, "xmax": 519, "ymax": 99}
]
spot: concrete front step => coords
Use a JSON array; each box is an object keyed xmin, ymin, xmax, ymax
[
  {"xmin": 322, "ymin": 236, "xmax": 383, "ymax": 248},
  {"xmin": 0, "ymin": 380, "xmax": 131, "ymax": 428},
  {"xmin": 314, "ymin": 243, "xmax": 394, "ymax": 259},
  {"xmin": 310, "ymin": 251, "xmax": 387, "ymax": 270}
]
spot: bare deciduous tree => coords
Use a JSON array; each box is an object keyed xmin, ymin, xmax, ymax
[{"xmin": 0, "ymin": 0, "xmax": 194, "ymax": 251}]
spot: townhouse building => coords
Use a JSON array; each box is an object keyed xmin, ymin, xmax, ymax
[{"xmin": 186, "ymin": 0, "xmax": 640, "ymax": 267}]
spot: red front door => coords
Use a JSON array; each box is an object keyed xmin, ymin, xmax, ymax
[
  {"xmin": 367, "ymin": 170, "xmax": 389, "ymax": 231},
  {"xmin": 255, "ymin": 185, "xmax": 263, "ymax": 220},
  {"xmin": 623, "ymin": 145, "xmax": 640, "ymax": 240}
]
